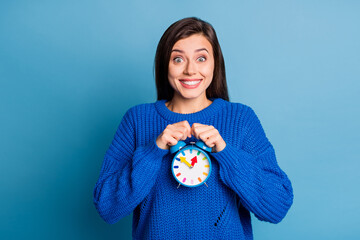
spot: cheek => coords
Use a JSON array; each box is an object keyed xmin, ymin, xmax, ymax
[
  {"xmin": 168, "ymin": 64, "xmax": 182, "ymax": 80},
  {"xmin": 200, "ymin": 63, "xmax": 214, "ymax": 81},
  {"xmin": 168, "ymin": 64, "xmax": 181, "ymax": 89}
]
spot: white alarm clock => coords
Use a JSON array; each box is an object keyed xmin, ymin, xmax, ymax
[{"xmin": 170, "ymin": 141, "xmax": 212, "ymax": 188}]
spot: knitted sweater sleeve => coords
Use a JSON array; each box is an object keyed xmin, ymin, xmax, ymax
[
  {"xmin": 93, "ymin": 107, "xmax": 169, "ymax": 224},
  {"xmin": 211, "ymin": 106, "xmax": 294, "ymax": 224}
]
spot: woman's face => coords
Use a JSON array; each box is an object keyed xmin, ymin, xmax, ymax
[{"xmin": 168, "ymin": 34, "xmax": 214, "ymax": 101}]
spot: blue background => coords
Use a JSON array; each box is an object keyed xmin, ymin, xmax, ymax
[{"xmin": 1, "ymin": 0, "xmax": 359, "ymax": 239}]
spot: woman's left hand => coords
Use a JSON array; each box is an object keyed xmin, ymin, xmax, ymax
[{"xmin": 191, "ymin": 123, "xmax": 226, "ymax": 153}]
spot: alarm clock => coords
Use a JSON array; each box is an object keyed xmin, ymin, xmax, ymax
[{"xmin": 170, "ymin": 141, "xmax": 212, "ymax": 188}]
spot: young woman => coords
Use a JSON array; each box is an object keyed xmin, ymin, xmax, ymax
[{"xmin": 93, "ymin": 17, "xmax": 293, "ymax": 239}]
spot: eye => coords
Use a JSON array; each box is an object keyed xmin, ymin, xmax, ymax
[
  {"xmin": 197, "ymin": 56, "xmax": 206, "ymax": 62},
  {"xmin": 173, "ymin": 57, "xmax": 184, "ymax": 63}
]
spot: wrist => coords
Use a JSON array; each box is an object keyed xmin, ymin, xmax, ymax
[
  {"xmin": 156, "ymin": 137, "xmax": 169, "ymax": 150},
  {"xmin": 213, "ymin": 140, "xmax": 226, "ymax": 153}
]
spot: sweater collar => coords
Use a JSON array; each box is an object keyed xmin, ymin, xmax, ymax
[{"xmin": 154, "ymin": 97, "xmax": 226, "ymax": 123}]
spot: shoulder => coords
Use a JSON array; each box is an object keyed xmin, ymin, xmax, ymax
[
  {"xmin": 122, "ymin": 101, "xmax": 157, "ymax": 121},
  {"xmin": 219, "ymin": 99, "xmax": 264, "ymax": 134},
  {"xmin": 219, "ymin": 98, "xmax": 258, "ymax": 119},
  {"xmin": 127, "ymin": 102, "xmax": 155, "ymax": 113}
]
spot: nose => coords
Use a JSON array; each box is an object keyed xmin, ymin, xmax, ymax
[{"xmin": 184, "ymin": 60, "xmax": 196, "ymax": 75}]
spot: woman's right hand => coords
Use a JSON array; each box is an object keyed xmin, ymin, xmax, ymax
[{"xmin": 156, "ymin": 120, "xmax": 192, "ymax": 150}]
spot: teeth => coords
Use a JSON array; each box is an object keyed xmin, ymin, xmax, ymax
[{"xmin": 181, "ymin": 80, "xmax": 201, "ymax": 86}]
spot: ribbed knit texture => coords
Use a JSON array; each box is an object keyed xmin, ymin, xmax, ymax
[{"xmin": 93, "ymin": 98, "xmax": 294, "ymax": 240}]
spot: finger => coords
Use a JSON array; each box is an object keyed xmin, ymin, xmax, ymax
[
  {"xmin": 174, "ymin": 121, "xmax": 191, "ymax": 138},
  {"xmin": 171, "ymin": 130, "xmax": 185, "ymax": 141},
  {"xmin": 174, "ymin": 120, "xmax": 191, "ymax": 129},
  {"xmin": 184, "ymin": 121, "xmax": 192, "ymax": 138},
  {"xmin": 180, "ymin": 121, "xmax": 192, "ymax": 138},
  {"xmin": 169, "ymin": 126, "xmax": 187, "ymax": 140},
  {"xmin": 180, "ymin": 129, "xmax": 188, "ymax": 140},
  {"xmin": 191, "ymin": 123, "xmax": 213, "ymax": 132},
  {"xmin": 180, "ymin": 125, "xmax": 191, "ymax": 140},
  {"xmin": 162, "ymin": 134, "xmax": 178, "ymax": 146},
  {"xmin": 168, "ymin": 124, "xmax": 189, "ymax": 141},
  {"xmin": 163, "ymin": 127, "xmax": 183, "ymax": 143},
  {"xmin": 192, "ymin": 124, "xmax": 215, "ymax": 139},
  {"xmin": 191, "ymin": 123, "xmax": 205, "ymax": 134},
  {"xmin": 182, "ymin": 120, "xmax": 191, "ymax": 131},
  {"xmin": 198, "ymin": 128, "xmax": 219, "ymax": 141},
  {"xmin": 204, "ymin": 134, "xmax": 220, "ymax": 148},
  {"xmin": 191, "ymin": 123, "xmax": 204, "ymax": 138}
]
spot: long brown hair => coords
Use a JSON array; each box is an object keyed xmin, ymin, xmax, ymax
[{"xmin": 154, "ymin": 17, "xmax": 229, "ymax": 101}]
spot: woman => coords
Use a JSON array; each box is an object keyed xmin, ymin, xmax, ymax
[{"xmin": 93, "ymin": 17, "xmax": 293, "ymax": 239}]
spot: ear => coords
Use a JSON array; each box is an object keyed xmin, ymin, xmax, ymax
[
  {"xmin": 195, "ymin": 140, "xmax": 212, "ymax": 152},
  {"xmin": 170, "ymin": 140, "xmax": 187, "ymax": 154}
]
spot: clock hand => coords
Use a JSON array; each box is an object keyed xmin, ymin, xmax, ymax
[
  {"xmin": 180, "ymin": 157, "xmax": 192, "ymax": 168},
  {"xmin": 191, "ymin": 156, "xmax": 197, "ymax": 167}
]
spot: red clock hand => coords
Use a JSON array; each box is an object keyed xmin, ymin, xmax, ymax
[{"xmin": 191, "ymin": 156, "xmax": 197, "ymax": 167}]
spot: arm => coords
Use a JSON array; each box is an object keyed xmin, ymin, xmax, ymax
[
  {"xmin": 93, "ymin": 108, "xmax": 169, "ymax": 224},
  {"xmin": 211, "ymin": 107, "xmax": 293, "ymax": 223}
]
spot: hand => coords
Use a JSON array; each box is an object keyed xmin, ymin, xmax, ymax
[
  {"xmin": 156, "ymin": 120, "xmax": 192, "ymax": 150},
  {"xmin": 191, "ymin": 123, "xmax": 226, "ymax": 153},
  {"xmin": 180, "ymin": 157, "xmax": 192, "ymax": 168}
]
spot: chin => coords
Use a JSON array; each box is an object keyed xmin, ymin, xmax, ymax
[{"xmin": 179, "ymin": 92, "xmax": 204, "ymax": 100}]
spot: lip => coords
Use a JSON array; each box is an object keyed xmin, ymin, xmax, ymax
[{"xmin": 179, "ymin": 79, "xmax": 202, "ymax": 89}]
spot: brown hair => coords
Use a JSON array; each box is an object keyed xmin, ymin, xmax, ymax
[{"xmin": 154, "ymin": 17, "xmax": 229, "ymax": 101}]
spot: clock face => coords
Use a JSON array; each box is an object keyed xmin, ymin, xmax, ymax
[{"xmin": 171, "ymin": 147, "xmax": 211, "ymax": 187}]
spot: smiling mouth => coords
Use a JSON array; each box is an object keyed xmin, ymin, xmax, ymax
[
  {"xmin": 178, "ymin": 79, "xmax": 202, "ymax": 89},
  {"xmin": 179, "ymin": 79, "xmax": 202, "ymax": 86}
]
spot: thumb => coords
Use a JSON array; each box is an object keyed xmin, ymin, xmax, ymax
[{"xmin": 188, "ymin": 128, "xmax": 192, "ymax": 138}]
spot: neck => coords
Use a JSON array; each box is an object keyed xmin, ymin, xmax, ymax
[{"xmin": 166, "ymin": 95, "xmax": 213, "ymax": 114}]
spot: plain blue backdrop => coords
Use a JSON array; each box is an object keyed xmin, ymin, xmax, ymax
[{"xmin": 1, "ymin": 0, "xmax": 359, "ymax": 239}]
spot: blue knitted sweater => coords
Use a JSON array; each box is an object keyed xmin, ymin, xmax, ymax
[{"xmin": 93, "ymin": 98, "xmax": 293, "ymax": 239}]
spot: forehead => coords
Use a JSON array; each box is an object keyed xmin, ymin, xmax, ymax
[{"xmin": 172, "ymin": 34, "xmax": 213, "ymax": 53}]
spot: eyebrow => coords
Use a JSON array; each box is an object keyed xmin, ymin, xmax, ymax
[{"xmin": 171, "ymin": 48, "xmax": 209, "ymax": 53}]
